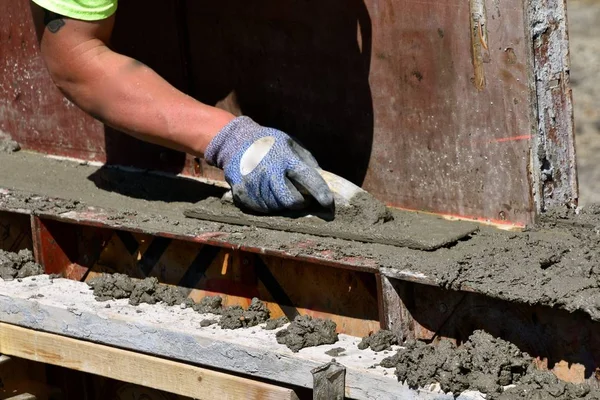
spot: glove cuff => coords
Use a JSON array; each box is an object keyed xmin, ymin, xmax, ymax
[{"xmin": 205, "ymin": 116, "xmax": 263, "ymax": 169}]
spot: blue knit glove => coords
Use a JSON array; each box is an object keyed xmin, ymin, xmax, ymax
[{"xmin": 205, "ymin": 116, "xmax": 334, "ymax": 213}]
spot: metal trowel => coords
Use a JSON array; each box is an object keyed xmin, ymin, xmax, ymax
[
  {"xmin": 184, "ymin": 169, "xmax": 480, "ymax": 250},
  {"xmin": 216, "ymin": 168, "xmax": 373, "ymax": 220},
  {"xmin": 315, "ymin": 169, "xmax": 366, "ymax": 208}
]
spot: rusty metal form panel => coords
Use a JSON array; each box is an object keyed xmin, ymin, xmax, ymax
[
  {"xmin": 527, "ymin": 0, "xmax": 577, "ymax": 211},
  {"xmin": 184, "ymin": 0, "xmax": 537, "ymax": 226},
  {"xmin": 363, "ymin": 0, "xmax": 537, "ymax": 225},
  {"xmin": 0, "ymin": 0, "xmax": 104, "ymax": 161},
  {"xmin": 1, "ymin": 0, "xmax": 576, "ymax": 226}
]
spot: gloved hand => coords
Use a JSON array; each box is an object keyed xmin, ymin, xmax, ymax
[{"xmin": 205, "ymin": 116, "xmax": 334, "ymax": 213}]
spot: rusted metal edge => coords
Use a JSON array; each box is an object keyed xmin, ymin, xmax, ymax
[
  {"xmin": 0, "ymin": 197, "xmax": 386, "ymax": 274},
  {"xmin": 5, "ymin": 187, "xmax": 540, "ymax": 317},
  {"xmin": 42, "ymin": 211, "xmax": 385, "ymax": 273},
  {"xmin": 0, "ymin": 186, "xmax": 450, "ymax": 287},
  {"xmin": 526, "ymin": 0, "xmax": 578, "ymax": 214}
]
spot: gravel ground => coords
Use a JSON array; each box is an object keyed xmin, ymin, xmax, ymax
[{"xmin": 568, "ymin": 0, "xmax": 600, "ymax": 204}]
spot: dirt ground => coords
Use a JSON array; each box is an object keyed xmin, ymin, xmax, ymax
[{"xmin": 568, "ymin": 0, "xmax": 600, "ymax": 204}]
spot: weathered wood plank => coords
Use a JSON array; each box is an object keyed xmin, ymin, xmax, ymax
[
  {"xmin": 527, "ymin": 0, "xmax": 578, "ymax": 211},
  {"xmin": 376, "ymin": 275, "xmax": 414, "ymax": 341},
  {"xmin": 0, "ymin": 323, "xmax": 298, "ymax": 400},
  {"xmin": 0, "ymin": 275, "xmax": 467, "ymax": 400},
  {"xmin": 311, "ymin": 362, "xmax": 346, "ymax": 400}
]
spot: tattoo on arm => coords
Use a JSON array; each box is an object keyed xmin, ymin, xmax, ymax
[{"xmin": 43, "ymin": 10, "xmax": 66, "ymax": 33}]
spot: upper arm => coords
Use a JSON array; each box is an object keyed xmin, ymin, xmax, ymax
[{"xmin": 30, "ymin": 1, "xmax": 116, "ymax": 84}]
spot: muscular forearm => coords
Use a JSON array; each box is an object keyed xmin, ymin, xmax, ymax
[
  {"xmin": 34, "ymin": 8, "xmax": 234, "ymax": 156},
  {"xmin": 55, "ymin": 47, "xmax": 233, "ymax": 155}
]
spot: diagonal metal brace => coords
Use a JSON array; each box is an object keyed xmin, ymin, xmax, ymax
[{"xmin": 311, "ymin": 361, "xmax": 346, "ymax": 400}]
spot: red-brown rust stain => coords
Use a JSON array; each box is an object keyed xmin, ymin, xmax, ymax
[
  {"xmin": 499, "ymin": 68, "xmax": 516, "ymax": 82},
  {"xmin": 505, "ymin": 47, "xmax": 517, "ymax": 64}
]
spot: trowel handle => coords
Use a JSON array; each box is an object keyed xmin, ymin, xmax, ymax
[
  {"xmin": 316, "ymin": 169, "xmax": 365, "ymax": 206},
  {"xmin": 221, "ymin": 169, "xmax": 364, "ymax": 207}
]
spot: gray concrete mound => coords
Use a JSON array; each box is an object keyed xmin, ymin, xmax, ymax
[
  {"xmin": 87, "ymin": 274, "xmax": 284, "ymax": 330},
  {"xmin": 219, "ymin": 297, "xmax": 271, "ymax": 330},
  {"xmin": 87, "ymin": 274, "xmax": 187, "ymax": 306},
  {"xmin": 381, "ymin": 330, "xmax": 600, "ymax": 399},
  {"xmin": 276, "ymin": 315, "xmax": 338, "ymax": 352},
  {"xmin": 264, "ymin": 316, "xmax": 289, "ymax": 330},
  {"xmin": 358, "ymin": 330, "xmax": 399, "ymax": 352},
  {"xmin": 0, "ymin": 249, "xmax": 43, "ymax": 281}
]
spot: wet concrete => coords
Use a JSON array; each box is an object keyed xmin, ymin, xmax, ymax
[
  {"xmin": 381, "ymin": 330, "xmax": 600, "ymax": 399},
  {"xmin": 187, "ymin": 296, "xmax": 223, "ymax": 314},
  {"xmin": 219, "ymin": 298, "xmax": 270, "ymax": 330},
  {"xmin": 358, "ymin": 330, "xmax": 398, "ymax": 352},
  {"xmin": 3, "ymin": 153, "xmax": 600, "ymax": 322},
  {"xmin": 324, "ymin": 347, "xmax": 346, "ymax": 357},
  {"xmin": 184, "ymin": 195, "xmax": 479, "ymax": 251},
  {"xmin": 129, "ymin": 277, "xmax": 188, "ymax": 306},
  {"xmin": 264, "ymin": 316, "xmax": 289, "ymax": 330},
  {"xmin": 381, "ymin": 331, "xmax": 531, "ymax": 396},
  {"xmin": 0, "ymin": 131, "xmax": 20, "ymax": 153},
  {"xmin": 88, "ymin": 273, "xmax": 135, "ymax": 301},
  {"xmin": 276, "ymin": 315, "xmax": 339, "ymax": 352},
  {"xmin": 87, "ymin": 273, "xmax": 280, "ymax": 329},
  {"xmin": 416, "ymin": 206, "xmax": 600, "ymax": 319},
  {"xmin": 0, "ymin": 152, "xmax": 232, "ymax": 240},
  {"xmin": 493, "ymin": 370, "xmax": 600, "ymax": 400},
  {"xmin": 0, "ymin": 249, "xmax": 43, "ymax": 280},
  {"xmin": 200, "ymin": 318, "xmax": 218, "ymax": 327},
  {"xmin": 88, "ymin": 274, "xmax": 188, "ymax": 306}
]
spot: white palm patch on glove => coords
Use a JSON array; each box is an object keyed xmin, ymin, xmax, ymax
[{"xmin": 239, "ymin": 136, "xmax": 276, "ymax": 176}]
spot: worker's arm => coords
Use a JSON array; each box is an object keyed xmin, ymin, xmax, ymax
[
  {"xmin": 30, "ymin": 2, "xmax": 333, "ymax": 213},
  {"xmin": 30, "ymin": 4, "xmax": 233, "ymax": 155}
]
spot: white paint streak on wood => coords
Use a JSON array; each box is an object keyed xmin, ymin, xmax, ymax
[{"xmin": 0, "ymin": 276, "xmax": 482, "ymax": 400}]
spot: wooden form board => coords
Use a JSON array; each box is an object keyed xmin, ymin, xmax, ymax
[
  {"xmin": 0, "ymin": 0, "xmax": 576, "ymax": 226},
  {"xmin": 1, "ymin": 182, "xmax": 599, "ymax": 388},
  {"xmin": 87, "ymin": 234, "xmax": 382, "ymax": 337},
  {"xmin": 0, "ymin": 323, "xmax": 299, "ymax": 400},
  {"xmin": 32, "ymin": 215, "xmax": 381, "ymax": 338},
  {"xmin": 0, "ymin": 275, "xmax": 464, "ymax": 400}
]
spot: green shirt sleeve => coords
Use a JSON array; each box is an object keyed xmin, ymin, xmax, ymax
[{"xmin": 31, "ymin": 0, "xmax": 117, "ymax": 21}]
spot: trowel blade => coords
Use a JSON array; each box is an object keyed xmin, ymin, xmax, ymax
[
  {"xmin": 184, "ymin": 198, "xmax": 479, "ymax": 251},
  {"xmin": 316, "ymin": 169, "xmax": 364, "ymax": 207}
]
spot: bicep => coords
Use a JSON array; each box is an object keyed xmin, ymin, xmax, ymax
[{"xmin": 30, "ymin": 2, "xmax": 115, "ymax": 80}]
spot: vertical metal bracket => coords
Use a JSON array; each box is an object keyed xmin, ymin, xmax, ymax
[
  {"xmin": 311, "ymin": 361, "xmax": 346, "ymax": 400},
  {"xmin": 376, "ymin": 274, "xmax": 415, "ymax": 341},
  {"xmin": 526, "ymin": 0, "xmax": 578, "ymax": 213}
]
